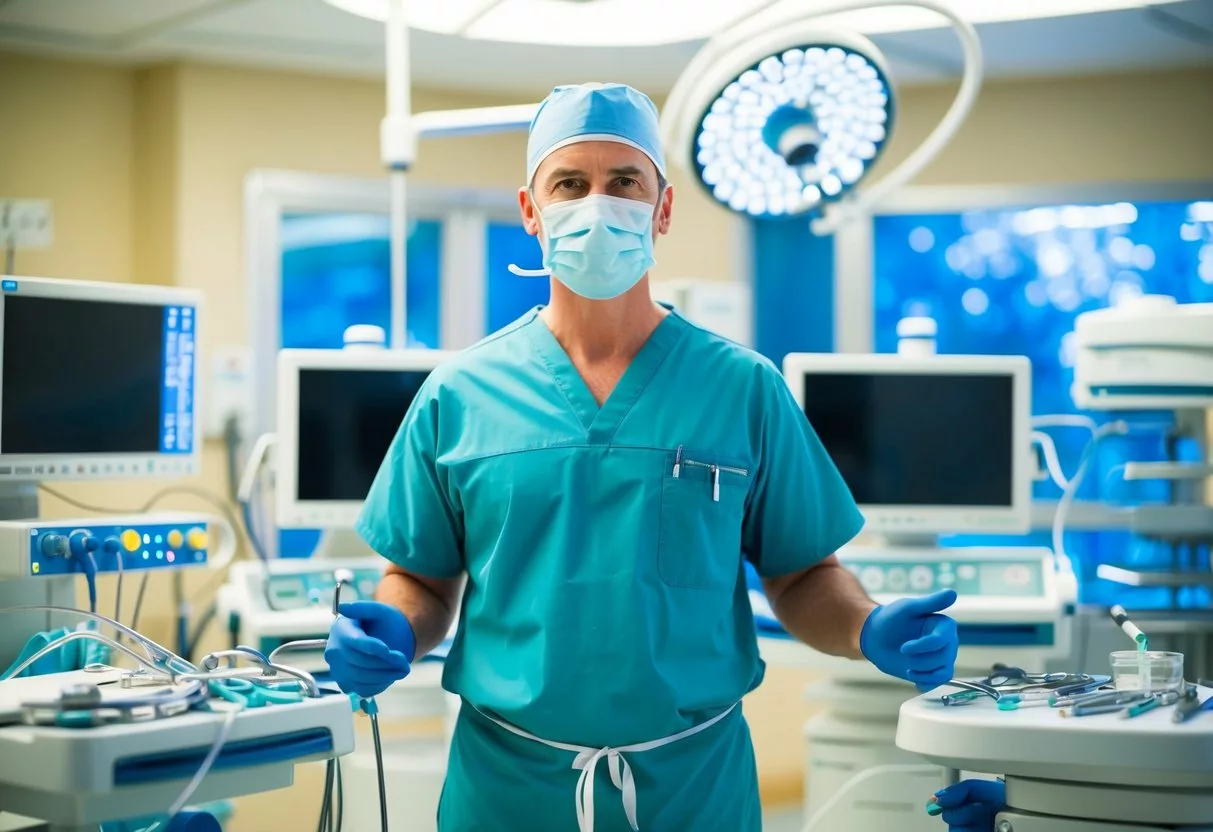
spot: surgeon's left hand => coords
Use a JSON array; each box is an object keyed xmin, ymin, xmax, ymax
[
  {"xmin": 860, "ymin": 588, "xmax": 959, "ymax": 691},
  {"xmin": 927, "ymin": 778, "xmax": 1006, "ymax": 832}
]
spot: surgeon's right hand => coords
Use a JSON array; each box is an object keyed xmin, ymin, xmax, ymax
[{"xmin": 324, "ymin": 601, "xmax": 416, "ymax": 698}]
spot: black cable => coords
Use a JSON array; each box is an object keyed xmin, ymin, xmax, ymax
[
  {"xmin": 317, "ymin": 759, "xmax": 335, "ymax": 832},
  {"xmin": 222, "ymin": 415, "xmax": 243, "ymax": 503},
  {"xmin": 184, "ymin": 602, "xmax": 218, "ymax": 664},
  {"xmin": 371, "ymin": 711, "xmax": 389, "ymax": 832},
  {"xmin": 131, "ymin": 573, "xmax": 150, "ymax": 631},
  {"xmin": 335, "ymin": 757, "xmax": 344, "ymax": 832},
  {"xmin": 38, "ymin": 483, "xmax": 244, "ymax": 560}
]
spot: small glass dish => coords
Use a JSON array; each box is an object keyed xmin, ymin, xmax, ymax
[{"xmin": 1110, "ymin": 650, "xmax": 1184, "ymax": 692}]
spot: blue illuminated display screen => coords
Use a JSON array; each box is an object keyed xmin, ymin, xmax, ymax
[
  {"xmin": 160, "ymin": 306, "xmax": 196, "ymax": 454},
  {"xmin": 0, "ymin": 290, "xmax": 196, "ymax": 457}
]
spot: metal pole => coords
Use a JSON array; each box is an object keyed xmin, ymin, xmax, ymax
[{"xmin": 385, "ymin": 0, "xmax": 410, "ymax": 350}]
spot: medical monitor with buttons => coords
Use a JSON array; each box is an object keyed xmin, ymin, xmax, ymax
[
  {"xmin": 275, "ymin": 348, "xmax": 455, "ymax": 529},
  {"xmin": 0, "ymin": 276, "xmax": 201, "ymax": 481},
  {"xmin": 781, "ymin": 353, "xmax": 1033, "ymax": 537}
]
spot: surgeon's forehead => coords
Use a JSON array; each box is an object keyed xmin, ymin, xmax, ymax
[{"xmin": 533, "ymin": 141, "xmax": 660, "ymax": 186}]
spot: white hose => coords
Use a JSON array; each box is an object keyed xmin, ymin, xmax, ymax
[
  {"xmin": 800, "ymin": 764, "xmax": 945, "ymax": 832},
  {"xmin": 1051, "ymin": 421, "xmax": 1129, "ymax": 572},
  {"xmin": 206, "ymin": 510, "xmax": 239, "ymax": 571},
  {"xmin": 1032, "ymin": 430, "xmax": 1070, "ymax": 490},
  {"xmin": 236, "ymin": 432, "xmax": 277, "ymax": 504},
  {"xmin": 1032, "ymin": 414, "xmax": 1098, "ymax": 434}
]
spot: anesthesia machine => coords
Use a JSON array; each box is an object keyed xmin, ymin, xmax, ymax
[
  {"xmin": 894, "ymin": 295, "xmax": 1213, "ymax": 832},
  {"xmin": 0, "ymin": 277, "xmax": 355, "ymax": 832},
  {"xmin": 218, "ymin": 345, "xmax": 456, "ymax": 832},
  {"xmin": 759, "ymin": 350, "xmax": 1072, "ymax": 832}
]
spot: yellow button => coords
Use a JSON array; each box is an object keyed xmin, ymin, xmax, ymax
[
  {"xmin": 121, "ymin": 530, "xmax": 141, "ymax": 552},
  {"xmin": 186, "ymin": 527, "xmax": 208, "ymax": 550},
  {"xmin": 167, "ymin": 529, "xmax": 184, "ymax": 549}
]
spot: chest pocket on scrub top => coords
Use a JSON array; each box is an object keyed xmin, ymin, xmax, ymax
[{"xmin": 657, "ymin": 447, "xmax": 750, "ymax": 590}]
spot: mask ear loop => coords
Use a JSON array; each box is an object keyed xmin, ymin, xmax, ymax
[
  {"xmin": 509, "ymin": 186, "xmax": 552, "ymax": 277},
  {"xmin": 508, "ymin": 264, "xmax": 550, "ymax": 277}
]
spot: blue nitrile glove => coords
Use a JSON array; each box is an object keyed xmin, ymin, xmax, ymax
[
  {"xmin": 926, "ymin": 779, "xmax": 1006, "ymax": 832},
  {"xmin": 860, "ymin": 588, "xmax": 959, "ymax": 692},
  {"xmin": 324, "ymin": 601, "xmax": 416, "ymax": 698}
]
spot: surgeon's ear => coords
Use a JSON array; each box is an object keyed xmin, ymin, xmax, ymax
[
  {"xmin": 519, "ymin": 187, "xmax": 541, "ymax": 237},
  {"xmin": 655, "ymin": 184, "xmax": 674, "ymax": 236}
]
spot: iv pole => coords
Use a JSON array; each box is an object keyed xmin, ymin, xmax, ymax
[{"xmin": 377, "ymin": 0, "xmax": 538, "ymax": 349}]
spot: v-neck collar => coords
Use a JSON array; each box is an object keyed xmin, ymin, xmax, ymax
[{"xmin": 525, "ymin": 305, "xmax": 687, "ymax": 443}]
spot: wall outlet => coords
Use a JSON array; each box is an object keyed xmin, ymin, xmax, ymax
[
  {"xmin": 205, "ymin": 346, "xmax": 254, "ymax": 441},
  {"xmin": 0, "ymin": 199, "xmax": 53, "ymax": 249}
]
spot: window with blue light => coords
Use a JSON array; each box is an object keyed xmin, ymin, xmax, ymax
[
  {"xmin": 486, "ymin": 222, "xmax": 549, "ymax": 332},
  {"xmin": 280, "ymin": 213, "xmax": 443, "ymax": 349},
  {"xmin": 874, "ymin": 198, "xmax": 1213, "ymax": 605},
  {"xmin": 278, "ymin": 212, "xmax": 443, "ymax": 558}
]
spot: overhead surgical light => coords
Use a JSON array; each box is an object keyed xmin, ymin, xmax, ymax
[{"xmin": 661, "ymin": 0, "xmax": 983, "ymax": 233}]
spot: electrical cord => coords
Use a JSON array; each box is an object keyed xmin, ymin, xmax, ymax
[
  {"xmin": 139, "ymin": 707, "xmax": 241, "ymax": 832},
  {"xmin": 38, "ymin": 484, "xmax": 243, "ymax": 556},
  {"xmin": 335, "ymin": 757, "xmax": 344, "ymax": 832},
  {"xmin": 131, "ymin": 573, "xmax": 150, "ymax": 632},
  {"xmin": 185, "ymin": 603, "xmax": 219, "ymax": 664},
  {"xmin": 318, "ymin": 758, "xmax": 335, "ymax": 832},
  {"xmin": 371, "ymin": 703, "xmax": 388, "ymax": 832}
]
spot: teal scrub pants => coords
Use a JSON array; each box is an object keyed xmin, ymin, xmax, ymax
[{"xmin": 437, "ymin": 703, "xmax": 763, "ymax": 832}]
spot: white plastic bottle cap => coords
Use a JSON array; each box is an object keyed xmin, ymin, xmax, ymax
[
  {"xmin": 343, "ymin": 324, "xmax": 387, "ymax": 350},
  {"xmin": 896, "ymin": 317, "xmax": 938, "ymax": 339}
]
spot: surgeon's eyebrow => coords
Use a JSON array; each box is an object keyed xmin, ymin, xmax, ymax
[
  {"xmin": 608, "ymin": 165, "xmax": 646, "ymax": 179},
  {"xmin": 545, "ymin": 167, "xmax": 588, "ymax": 185}
]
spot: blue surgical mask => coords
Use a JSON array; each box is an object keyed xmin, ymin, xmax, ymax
[{"xmin": 509, "ymin": 194, "xmax": 657, "ymax": 300}]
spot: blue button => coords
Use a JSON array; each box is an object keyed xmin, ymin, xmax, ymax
[
  {"xmin": 1, "ymin": 280, "xmax": 17, "ymax": 292},
  {"xmin": 142, "ymin": 551, "xmax": 150, "ymax": 560},
  {"xmin": 155, "ymin": 550, "xmax": 164, "ymax": 560},
  {"xmin": 154, "ymin": 535, "xmax": 163, "ymax": 544}
]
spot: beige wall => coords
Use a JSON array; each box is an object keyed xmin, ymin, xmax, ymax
[{"xmin": 3, "ymin": 51, "xmax": 1213, "ymax": 826}]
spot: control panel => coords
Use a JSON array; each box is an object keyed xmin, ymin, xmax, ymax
[
  {"xmin": 837, "ymin": 545, "xmax": 1075, "ymax": 663},
  {"xmin": 0, "ymin": 514, "xmax": 211, "ymax": 579},
  {"xmin": 841, "ymin": 557, "xmax": 1044, "ymax": 598},
  {"xmin": 264, "ymin": 568, "xmax": 380, "ymax": 612}
]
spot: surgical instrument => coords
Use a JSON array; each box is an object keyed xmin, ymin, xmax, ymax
[
  {"xmin": 20, "ymin": 680, "xmax": 210, "ymax": 728},
  {"xmin": 1110, "ymin": 605, "xmax": 1149, "ymax": 650},
  {"xmin": 3, "ymin": 630, "xmax": 177, "ymax": 682},
  {"xmin": 1121, "ymin": 689, "xmax": 1183, "ymax": 719},
  {"xmin": 0, "ymin": 605, "xmax": 193, "ymax": 673},
  {"xmin": 1173, "ymin": 685, "xmax": 1213, "ymax": 724},
  {"xmin": 980, "ymin": 665, "xmax": 1070, "ymax": 687},
  {"xmin": 208, "ymin": 677, "xmax": 306, "ymax": 709},
  {"xmin": 938, "ymin": 679, "xmax": 1003, "ymax": 703}
]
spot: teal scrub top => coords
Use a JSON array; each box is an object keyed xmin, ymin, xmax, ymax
[{"xmin": 357, "ymin": 307, "xmax": 864, "ymax": 747}]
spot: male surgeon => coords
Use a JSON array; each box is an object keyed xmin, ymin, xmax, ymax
[{"xmin": 326, "ymin": 82, "xmax": 960, "ymax": 832}]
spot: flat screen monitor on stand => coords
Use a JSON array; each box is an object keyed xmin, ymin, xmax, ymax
[{"xmin": 777, "ymin": 353, "xmax": 1073, "ymax": 831}]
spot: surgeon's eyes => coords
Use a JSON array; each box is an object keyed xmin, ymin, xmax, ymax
[
  {"xmin": 554, "ymin": 179, "xmax": 585, "ymax": 193},
  {"xmin": 615, "ymin": 177, "xmax": 639, "ymax": 189}
]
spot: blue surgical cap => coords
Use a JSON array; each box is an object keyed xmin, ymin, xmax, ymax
[{"xmin": 526, "ymin": 83, "xmax": 667, "ymax": 185}]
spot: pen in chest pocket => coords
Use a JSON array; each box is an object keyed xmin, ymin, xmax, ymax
[{"xmin": 671, "ymin": 445, "xmax": 748, "ymax": 502}]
